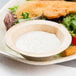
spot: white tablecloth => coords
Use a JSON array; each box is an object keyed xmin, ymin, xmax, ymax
[{"xmin": 0, "ymin": 54, "xmax": 76, "ymax": 76}]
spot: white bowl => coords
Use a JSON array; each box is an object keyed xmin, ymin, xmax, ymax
[{"xmin": 5, "ymin": 20, "xmax": 72, "ymax": 60}]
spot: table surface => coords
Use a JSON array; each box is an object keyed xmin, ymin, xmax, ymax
[
  {"xmin": 0, "ymin": 0, "xmax": 76, "ymax": 75},
  {"xmin": 0, "ymin": 54, "xmax": 76, "ymax": 76}
]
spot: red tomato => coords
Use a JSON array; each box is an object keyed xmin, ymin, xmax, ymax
[{"xmin": 72, "ymin": 36, "xmax": 76, "ymax": 45}]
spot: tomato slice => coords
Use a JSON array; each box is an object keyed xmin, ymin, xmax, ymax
[{"xmin": 72, "ymin": 36, "xmax": 76, "ymax": 45}]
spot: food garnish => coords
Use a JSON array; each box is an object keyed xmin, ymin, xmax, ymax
[
  {"xmin": 9, "ymin": 5, "xmax": 18, "ymax": 13},
  {"xmin": 4, "ymin": 12, "xmax": 18, "ymax": 30},
  {"xmin": 62, "ymin": 13, "xmax": 76, "ymax": 35},
  {"xmin": 72, "ymin": 36, "xmax": 76, "ymax": 45},
  {"xmin": 62, "ymin": 13, "xmax": 76, "ymax": 46},
  {"xmin": 21, "ymin": 12, "xmax": 30, "ymax": 19},
  {"xmin": 21, "ymin": 12, "xmax": 31, "ymax": 20}
]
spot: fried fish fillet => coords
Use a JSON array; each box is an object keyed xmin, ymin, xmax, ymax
[
  {"xmin": 61, "ymin": 46, "xmax": 76, "ymax": 56},
  {"xmin": 16, "ymin": 1, "xmax": 76, "ymax": 19}
]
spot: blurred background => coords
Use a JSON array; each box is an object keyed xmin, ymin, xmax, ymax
[{"xmin": 0, "ymin": 0, "xmax": 10, "ymax": 8}]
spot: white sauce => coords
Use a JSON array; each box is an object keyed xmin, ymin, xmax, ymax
[{"xmin": 16, "ymin": 31, "xmax": 61, "ymax": 53}]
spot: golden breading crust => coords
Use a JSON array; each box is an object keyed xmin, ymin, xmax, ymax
[
  {"xmin": 61, "ymin": 46, "xmax": 76, "ymax": 56},
  {"xmin": 16, "ymin": 1, "xmax": 76, "ymax": 19}
]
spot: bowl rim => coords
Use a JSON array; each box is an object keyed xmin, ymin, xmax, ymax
[{"xmin": 5, "ymin": 20, "xmax": 72, "ymax": 58}]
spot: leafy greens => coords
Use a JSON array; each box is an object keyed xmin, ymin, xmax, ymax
[
  {"xmin": 62, "ymin": 13, "xmax": 76, "ymax": 36},
  {"xmin": 9, "ymin": 5, "xmax": 18, "ymax": 13}
]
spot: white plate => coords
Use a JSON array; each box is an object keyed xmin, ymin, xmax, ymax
[{"xmin": 0, "ymin": 0, "xmax": 76, "ymax": 65}]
